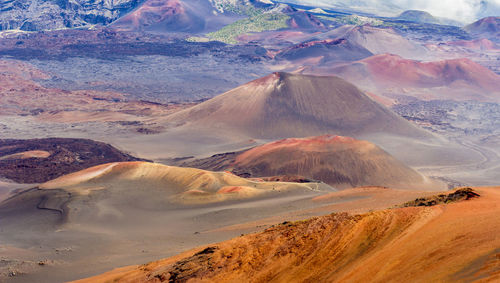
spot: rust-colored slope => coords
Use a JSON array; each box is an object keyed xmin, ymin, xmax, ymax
[
  {"xmin": 309, "ymin": 54, "xmax": 500, "ymax": 102},
  {"xmin": 362, "ymin": 54, "xmax": 500, "ymax": 91},
  {"xmin": 75, "ymin": 187, "xmax": 500, "ymax": 282},
  {"xmin": 181, "ymin": 135, "xmax": 444, "ymax": 190},
  {"xmin": 110, "ymin": 0, "xmax": 246, "ymax": 33}
]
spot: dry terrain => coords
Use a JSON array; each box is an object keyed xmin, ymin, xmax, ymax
[
  {"xmin": 0, "ymin": 162, "xmax": 448, "ymax": 283},
  {"xmin": 77, "ymin": 187, "xmax": 500, "ymax": 283},
  {"xmin": 177, "ymin": 135, "xmax": 445, "ymax": 190}
]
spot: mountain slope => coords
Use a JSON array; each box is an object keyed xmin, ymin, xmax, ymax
[
  {"xmin": 75, "ymin": 187, "xmax": 500, "ymax": 283},
  {"xmin": 0, "ymin": 161, "xmax": 331, "ymax": 211},
  {"xmin": 0, "ymin": 0, "xmax": 144, "ymax": 31},
  {"xmin": 0, "ymin": 0, "xmax": 274, "ymax": 32},
  {"xmin": 342, "ymin": 25, "xmax": 427, "ymax": 59},
  {"xmin": 464, "ymin": 16, "xmax": 500, "ymax": 41},
  {"xmin": 179, "ymin": 135, "xmax": 444, "ymax": 190},
  {"xmin": 396, "ymin": 10, "xmax": 460, "ymax": 26},
  {"xmin": 275, "ymin": 38, "xmax": 373, "ymax": 63},
  {"xmin": 308, "ymin": 54, "xmax": 500, "ymax": 102},
  {"xmin": 164, "ymin": 72, "xmax": 430, "ymax": 139},
  {"xmin": 110, "ymin": 0, "xmax": 255, "ymax": 33},
  {"xmin": 397, "ymin": 10, "xmax": 441, "ymax": 24}
]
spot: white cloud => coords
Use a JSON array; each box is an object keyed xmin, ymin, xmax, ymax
[
  {"xmin": 393, "ymin": 0, "xmax": 500, "ymax": 22},
  {"xmin": 286, "ymin": 0, "xmax": 500, "ymax": 23}
]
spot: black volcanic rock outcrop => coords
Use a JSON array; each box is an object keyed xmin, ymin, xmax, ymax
[
  {"xmin": 0, "ymin": 0, "xmax": 143, "ymax": 31},
  {"xmin": 0, "ymin": 138, "xmax": 147, "ymax": 183}
]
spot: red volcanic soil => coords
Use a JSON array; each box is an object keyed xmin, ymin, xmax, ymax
[
  {"xmin": 362, "ymin": 54, "xmax": 500, "ymax": 91},
  {"xmin": 217, "ymin": 186, "xmax": 244, "ymax": 193},
  {"xmin": 75, "ymin": 187, "xmax": 500, "ymax": 283},
  {"xmin": 110, "ymin": 0, "xmax": 239, "ymax": 33},
  {"xmin": 165, "ymin": 72, "xmax": 429, "ymax": 139},
  {"xmin": 230, "ymin": 135, "xmax": 439, "ymax": 189},
  {"xmin": 178, "ymin": 135, "xmax": 443, "ymax": 190},
  {"xmin": 112, "ymin": 0, "xmax": 186, "ymax": 31},
  {"xmin": 448, "ymin": 38, "xmax": 499, "ymax": 50},
  {"xmin": 312, "ymin": 54, "xmax": 500, "ymax": 102},
  {"xmin": 234, "ymin": 135, "xmax": 357, "ymax": 162}
]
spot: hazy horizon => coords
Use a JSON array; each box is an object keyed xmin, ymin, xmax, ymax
[{"xmin": 285, "ymin": 0, "xmax": 500, "ymax": 23}]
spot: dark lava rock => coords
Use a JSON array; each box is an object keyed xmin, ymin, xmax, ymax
[{"xmin": 0, "ymin": 138, "xmax": 149, "ymax": 183}]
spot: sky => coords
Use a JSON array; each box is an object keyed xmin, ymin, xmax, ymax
[{"xmin": 287, "ymin": 0, "xmax": 500, "ymax": 23}]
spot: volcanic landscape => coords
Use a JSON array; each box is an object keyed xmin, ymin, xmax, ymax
[{"xmin": 0, "ymin": 0, "xmax": 499, "ymax": 282}]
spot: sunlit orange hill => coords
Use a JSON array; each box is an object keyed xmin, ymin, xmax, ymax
[{"xmin": 75, "ymin": 187, "xmax": 500, "ymax": 283}]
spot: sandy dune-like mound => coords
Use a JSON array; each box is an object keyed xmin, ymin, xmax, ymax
[
  {"xmin": 76, "ymin": 187, "xmax": 500, "ymax": 283},
  {"xmin": 0, "ymin": 150, "xmax": 50, "ymax": 160},
  {"xmin": 41, "ymin": 161, "xmax": 329, "ymax": 201},
  {"xmin": 179, "ymin": 135, "xmax": 445, "ymax": 190},
  {"xmin": 0, "ymin": 162, "xmax": 331, "ymax": 220},
  {"xmin": 308, "ymin": 54, "xmax": 500, "ymax": 102},
  {"xmin": 0, "ymin": 138, "xmax": 146, "ymax": 183},
  {"xmin": 164, "ymin": 72, "xmax": 430, "ymax": 139}
]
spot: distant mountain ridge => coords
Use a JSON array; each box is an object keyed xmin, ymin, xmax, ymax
[
  {"xmin": 0, "ymin": 0, "xmax": 145, "ymax": 31},
  {"xmin": 464, "ymin": 16, "xmax": 500, "ymax": 41},
  {"xmin": 396, "ymin": 10, "xmax": 462, "ymax": 26},
  {"xmin": 0, "ymin": 0, "xmax": 274, "ymax": 32}
]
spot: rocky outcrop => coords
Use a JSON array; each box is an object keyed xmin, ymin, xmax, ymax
[
  {"xmin": 0, "ymin": 138, "xmax": 148, "ymax": 183},
  {"xmin": 0, "ymin": 0, "xmax": 144, "ymax": 31}
]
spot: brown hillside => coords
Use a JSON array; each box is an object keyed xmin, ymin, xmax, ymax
[{"xmin": 165, "ymin": 72, "xmax": 430, "ymax": 139}]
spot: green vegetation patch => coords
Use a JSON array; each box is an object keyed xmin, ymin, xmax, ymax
[
  {"xmin": 214, "ymin": 3, "xmax": 264, "ymax": 16},
  {"xmin": 317, "ymin": 14, "xmax": 384, "ymax": 26},
  {"xmin": 207, "ymin": 13, "xmax": 290, "ymax": 44}
]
